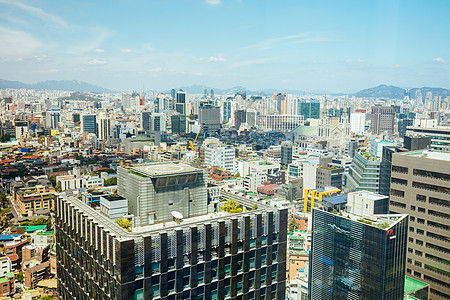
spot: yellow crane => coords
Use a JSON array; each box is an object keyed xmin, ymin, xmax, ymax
[{"xmin": 189, "ymin": 126, "xmax": 202, "ymax": 150}]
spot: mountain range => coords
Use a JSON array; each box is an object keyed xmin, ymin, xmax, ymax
[
  {"xmin": 0, "ymin": 79, "xmax": 449, "ymax": 99},
  {"xmin": 354, "ymin": 84, "xmax": 450, "ymax": 99},
  {"xmin": 0, "ymin": 79, "xmax": 113, "ymax": 93}
]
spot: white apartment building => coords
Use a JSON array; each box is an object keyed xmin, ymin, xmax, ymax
[
  {"xmin": 350, "ymin": 112, "xmax": 366, "ymax": 134},
  {"xmin": 204, "ymin": 145, "xmax": 235, "ymax": 170},
  {"xmin": 56, "ymin": 175, "xmax": 84, "ymax": 191},
  {"xmin": 243, "ymin": 171, "xmax": 267, "ymax": 192},
  {"xmin": 238, "ymin": 160, "xmax": 280, "ymax": 177}
]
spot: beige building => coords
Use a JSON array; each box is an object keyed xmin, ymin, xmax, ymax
[{"xmin": 389, "ymin": 150, "xmax": 450, "ymax": 300}]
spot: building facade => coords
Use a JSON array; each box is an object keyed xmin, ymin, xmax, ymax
[
  {"xmin": 56, "ymin": 193, "xmax": 288, "ymax": 299},
  {"xmin": 308, "ymin": 208, "xmax": 408, "ymax": 300},
  {"xmin": 117, "ymin": 162, "xmax": 208, "ymax": 227},
  {"xmin": 370, "ymin": 106, "xmax": 395, "ymax": 135},
  {"xmin": 389, "ymin": 150, "xmax": 450, "ymax": 299}
]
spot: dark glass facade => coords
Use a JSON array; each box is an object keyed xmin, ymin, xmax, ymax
[
  {"xmin": 298, "ymin": 102, "xmax": 320, "ymax": 119},
  {"xmin": 308, "ymin": 209, "xmax": 408, "ymax": 300}
]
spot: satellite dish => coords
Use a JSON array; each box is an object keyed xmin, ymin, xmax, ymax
[{"xmin": 171, "ymin": 211, "xmax": 183, "ymax": 219}]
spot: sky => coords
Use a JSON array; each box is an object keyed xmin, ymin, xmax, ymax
[{"xmin": 0, "ymin": 0, "xmax": 449, "ymax": 93}]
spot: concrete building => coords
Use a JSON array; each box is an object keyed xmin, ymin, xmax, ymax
[
  {"xmin": 298, "ymin": 101, "xmax": 320, "ymax": 119},
  {"xmin": 98, "ymin": 117, "xmax": 111, "ymax": 140},
  {"xmin": 99, "ymin": 195, "xmax": 128, "ymax": 220},
  {"xmin": 56, "ymin": 192, "xmax": 288, "ymax": 299},
  {"xmin": 150, "ymin": 113, "xmax": 167, "ymax": 132},
  {"xmin": 198, "ymin": 104, "xmax": 221, "ymax": 131},
  {"xmin": 350, "ymin": 112, "xmax": 366, "ymax": 134},
  {"xmin": 388, "ymin": 150, "xmax": 450, "ymax": 299},
  {"xmin": 406, "ymin": 126, "xmax": 450, "ymax": 151},
  {"xmin": 370, "ymin": 106, "xmax": 395, "ymax": 135},
  {"xmin": 117, "ymin": 162, "xmax": 208, "ymax": 227},
  {"xmin": 45, "ymin": 110, "xmax": 60, "ymax": 129},
  {"xmin": 316, "ymin": 165, "xmax": 344, "ymax": 190},
  {"xmin": 346, "ymin": 151, "xmax": 381, "ymax": 193},
  {"xmin": 281, "ymin": 141, "xmax": 293, "ymax": 166},
  {"xmin": 204, "ymin": 144, "xmax": 235, "ymax": 171},
  {"xmin": 257, "ymin": 115, "xmax": 303, "ymax": 132}
]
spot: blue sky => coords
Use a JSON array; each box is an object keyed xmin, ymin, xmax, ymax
[{"xmin": 0, "ymin": 0, "xmax": 449, "ymax": 93}]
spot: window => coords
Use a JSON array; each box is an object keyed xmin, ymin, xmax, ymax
[{"xmin": 418, "ymin": 207, "xmax": 425, "ymax": 213}]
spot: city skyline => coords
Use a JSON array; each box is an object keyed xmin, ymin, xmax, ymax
[{"xmin": 1, "ymin": 0, "xmax": 450, "ymax": 93}]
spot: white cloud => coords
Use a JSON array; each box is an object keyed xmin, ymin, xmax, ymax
[
  {"xmin": 206, "ymin": 0, "xmax": 220, "ymax": 5},
  {"xmin": 345, "ymin": 59, "xmax": 352, "ymax": 63},
  {"xmin": 94, "ymin": 49, "xmax": 105, "ymax": 53},
  {"xmin": 433, "ymin": 57, "xmax": 449, "ymax": 63},
  {"xmin": 0, "ymin": 26, "xmax": 46, "ymax": 57},
  {"xmin": 0, "ymin": 0, "xmax": 67, "ymax": 27},
  {"xmin": 87, "ymin": 59, "xmax": 107, "ymax": 65},
  {"xmin": 394, "ymin": 64, "xmax": 401, "ymax": 68},
  {"xmin": 120, "ymin": 48, "xmax": 132, "ymax": 53},
  {"xmin": 198, "ymin": 56, "xmax": 226, "ymax": 62}
]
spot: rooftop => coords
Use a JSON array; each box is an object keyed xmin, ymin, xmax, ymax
[
  {"xmin": 404, "ymin": 276, "xmax": 429, "ymax": 294},
  {"xmin": 400, "ymin": 150, "xmax": 450, "ymax": 161},
  {"xmin": 130, "ymin": 162, "xmax": 200, "ymax": 177}
]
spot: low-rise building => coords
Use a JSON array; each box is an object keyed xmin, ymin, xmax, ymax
[{"xmin": 24, "ymin": 261, "xmax": 51, "ymax": 289}]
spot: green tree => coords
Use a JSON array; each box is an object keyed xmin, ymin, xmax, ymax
[
  {"xmin": 20, "ymin": 221, "xmax": 31, "ymax": 227},
  {"xmin": 31, "ymin": 217, "xmax": 48, "ymax": 225},
  {"xmin": 116, "ymin": 218, "xmax": 131, "ymax": 232},
  {"xmin": 288, "ymin": 218, "xmax": 299, "ymax": 232},
  {"xmin": 233, "ymin": 172, "xmax": 240, "ymax": 179},
  {"xmin": 105, "ymin": 177, "xmax": 117, "ymax": 186},
  {"xmin": 16, "ymin": 271, "xmax": 23, "ymax": 282},
  {"xmin": 39, "ymin": 295, "xmax": 53, "ymax": 300}
]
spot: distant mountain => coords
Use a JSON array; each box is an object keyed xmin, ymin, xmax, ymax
[
  {"xmin": 354, "ymin": 84, "xmax": 450, "ymax": 99},
  {"xmin": 354, "ymin": 85, "xmax": 406, "ymax": 99},
  {"xmin": 0, "ymin": 79, "xmax": 113, "ymax": 93},
  {"xmin": 408, "ymin": 87, "xmax": 450, "ymax": 99}
]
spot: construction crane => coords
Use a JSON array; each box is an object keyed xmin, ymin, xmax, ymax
[{"xmin": 189, "ymin": 126, "xmax": 202, "ymax": 150}]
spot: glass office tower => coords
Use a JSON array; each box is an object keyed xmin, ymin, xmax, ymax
[{"xmin": 308, "ymin": 208, "xmax": 408, "ymax": 300}]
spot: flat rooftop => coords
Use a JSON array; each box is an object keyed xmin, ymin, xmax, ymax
[
  {"xmin": 400, "ymin": 150, "xmax": 450, "ymax": 161},
  {"xmin": 351, "ymin": 191, "xmax": 387, "ymax": 200},
  {"xmin": 130, "ymin": 162, "xmax": 200, "ymax": 177}
]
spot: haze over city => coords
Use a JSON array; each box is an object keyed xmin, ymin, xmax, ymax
[{"xmin": 1, "ymin": 0, "xmax": 450, "ymax": 93}]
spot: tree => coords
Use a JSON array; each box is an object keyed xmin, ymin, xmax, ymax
[
  {"xmin": 39, "ymin": 295, "xmax": 53, "ymax": 300},
  {"xmin": 233, "ymin": 172, "xmax": 240, "ymax": 179},
  {"xmin": 31, "ymin": 217, "xmax": 47, "ymax": 225},
  {"xmin": 105, "ymin": 177, "xmax": 117, "ymax": 186},
  {"xmin": 288, "ymin": 218, "xmax": 299, "ymax": 233},
  {"xmin": 16, "ymin": 271, "xmax": 23, "ymax": 282},
  {"xmin": 116, "ymin": 218, "xmax": 131, "ymax": 232}
]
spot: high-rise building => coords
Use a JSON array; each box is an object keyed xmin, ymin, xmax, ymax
[
  {"xmin": 298, "ymin": 101, "xmax": 320, "ymax": 119},
  {"xmin": 273, "ymin": 93, "xmax": 288, "ymax": 115},
  {"xmin": 150, "ymin": 113, "xmax": 167, "ymax": 132},
  {"xmin": 171, "ymin": 114, "xmax": 186, "ymax": 135},
  {"xmin": 350, "ymin": 112, "xmax": 366, "ymax": 133},
  {"xmin": 45, "ymin": 110, "xmax": 60, "ymax": 129},
  {"xmin": 198, "ymin": 104, "xmax": 221, "ymax": 131},
  {"xmin": 388, "ymin": 150, "xmax": 450, "ymax": 299},
  {"xmin": 141, "ymin": 111, "xmax": 151, "ymax": 131},
  {"xmin": 171, "ymin": 88, "xmax": 176, "ymax": 99},
  {"xmin": 308, "ymin": 200, "xmax": 408, "ymax": 299},
  {"xmin": 246, "ymin": 110, "xmax": 257, "ymax": 128},
  {"xmin": 81, "ymin": 114, "xmax": 97, "ymax": 136},
  {"xmin": 346, "ymin": 150, "xmax": 381, "ymax": 193},
  {"xmin": 234, "ymin": 109, "xmax": 247, "ymax": 130},
  {"xmin": 398, "ymin": 119, "xmax": 413, "ymax": 138},
  {"xmin": 72, "ymin": 113, "xmax": 80, "ymax": 123},
  {"xmin": 280, "ymin": 141, "xmax": 293, "ymax": 166},
  {"xmin": 222, "ymin": 100, "xmax": 232, "ymax": 123},
  {"xmin": 370, "ymin": 106, "xmax": 395, "ymax": 135},
  {"xmin": 176, "ymin": 91, "xmax": 187, "ymax": 115},
  {"xmin": 379, "ymin": 135, "xmax": 431, "ymax": 197},
  {"xmin": 98, "ymin": 118, "xmax": 111, "ymax": 141},
  {"xmin": 56, "ymin": 182, "xmax": 288, "ymax": 299}
]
